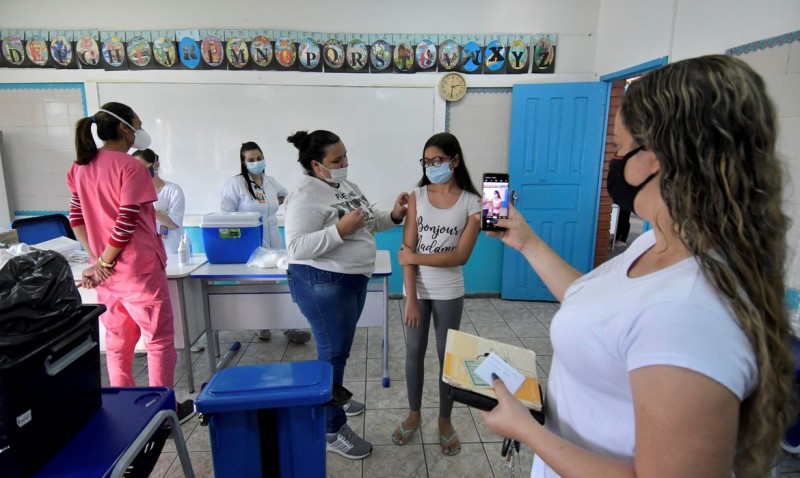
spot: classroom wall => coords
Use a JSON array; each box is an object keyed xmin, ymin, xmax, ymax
[
  {"xmin": 0, "ymin": 0, "xmax": 600, "ymax": 221},
  {"xmin": 594, "ymin": 0, "xmax": 677, "ymax": 77},
  {"xmin": 594, "ymin": 0, "xmax": 800, "ymax": 76},
  {"xmin": 671, "ymin": 0, "xmax": 800, "ymax": 61},
  {"xmin": 7, "ymin": 1, "xmax": 795, "ymax": 295},
  {"xmin": 0, "ymin": 0, "xmax": 600, "ymax": 296},
  {"xmin": 736, "ymin": 40, "xmax": 800, "ymax": 283},
  {"xmin": 2, "ymin": 0, "xmax": 599, "ymax": 79}
]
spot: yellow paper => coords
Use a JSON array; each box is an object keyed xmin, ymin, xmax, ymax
[{"xmin": 442, "ymin": 329, "xmax": 542, "ymax": 410}]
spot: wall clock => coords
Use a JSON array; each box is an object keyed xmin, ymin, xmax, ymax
[{"xmin": 438, "ymin": 72, "xmax": 467, "ymax": 102}]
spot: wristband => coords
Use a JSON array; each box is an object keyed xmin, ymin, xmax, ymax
[{"xmin": 98, "ymin": 256, "xmax": 116, "ymax": 269}]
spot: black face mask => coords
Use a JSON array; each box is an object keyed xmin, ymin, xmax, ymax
[
  {"xmin": 607, "ymin": 146, "xmax": 657, "ymax": 214},
  {"xmin": 148, "ymin": 165, "xmax": 155, "ymax": 178}
]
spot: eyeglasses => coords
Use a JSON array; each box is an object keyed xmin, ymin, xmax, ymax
[{"xmin": 419, "ymin": 156, "xmax": 452, "ymax": 168}]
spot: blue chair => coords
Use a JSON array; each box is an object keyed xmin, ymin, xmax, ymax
[{"xmin": 11, "ymin": 214, "xmax": 75, "ymax": 244}]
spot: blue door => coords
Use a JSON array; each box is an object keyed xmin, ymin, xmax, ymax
[{"xmin": 502, "ymin": 82, "xmax": 608, "ymax": 301}]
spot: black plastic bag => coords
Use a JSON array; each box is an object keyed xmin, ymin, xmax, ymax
[{"xmin": 0, "ymin": 250, "xmax": 81, "ymax": 346}]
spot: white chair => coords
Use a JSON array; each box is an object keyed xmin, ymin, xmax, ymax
[{"xmin": 610, "ymin": 204, "xmax": 620, "ymax": 251}]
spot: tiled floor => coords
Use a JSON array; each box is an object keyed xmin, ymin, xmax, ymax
[{"xmin": 100, "ymin": 298, "xmax": 800, "ymax": 477}]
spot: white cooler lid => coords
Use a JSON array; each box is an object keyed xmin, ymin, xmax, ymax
[{"xmin": 200, "ymin": 212, "xmax": 262, "ymax": 228}]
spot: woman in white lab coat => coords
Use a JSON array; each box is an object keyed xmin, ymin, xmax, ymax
[
  {"xmin": 220, "ymin": 141, "xmax": 310, "ymax": 344},
  {"xmin": 132, "ymin": 149, "xmax": 185, "ymax": 254}
]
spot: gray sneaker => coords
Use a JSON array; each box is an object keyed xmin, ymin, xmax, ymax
[
  {"xmin": 256, "ymin": 329, "xmax": 271, "ymax": 341},
  {"xmin": 284, "ymin": 329, "xmax": 311, "ymax": 344},
  {"xmin": 342, "ymin": 399, "xmax": 364, "ymax": 417},
  {"xmin": 326, "ymin": 424, "xmax": 372, "ymax": 459}
]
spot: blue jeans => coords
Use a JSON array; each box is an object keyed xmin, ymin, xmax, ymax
[{"xmin": 287, "ymin": 264, "xmax": 369, "ymax": 433}]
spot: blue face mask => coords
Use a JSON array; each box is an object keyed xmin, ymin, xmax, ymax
[
  {"xmin": 147, "ymin": 166, "xmax": 155, "ymax": 177},
  {"xmin": 425, "ymin": 164, "xmax": 453, "ymax": 184},
  {"xmin": 246, "ymin": 160, "xmax": 266, "ymax": 175}
]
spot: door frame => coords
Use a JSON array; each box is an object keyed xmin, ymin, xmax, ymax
[
  {"xmin": 594, "ymin": 57, "xmax": 669, "ymax": 265},
  {"xmin": 598, "ymin": 56, "xmax": 669, "ymax": 83}
]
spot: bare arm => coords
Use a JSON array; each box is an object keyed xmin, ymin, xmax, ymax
[
  {"xmin": 71, "ymin": 224, "xmax": 121, "ymax": 288},
  {"xmin": 155, "ymin": 210, "xmax": 179, "ymax": 229},
  {"xmin": 156, "ymin": 186, "xmax": 185, "ymax": 229},
  {"xmin": 482, "ymin": 366, "xmax": 739, "ymax": 478},
  {"xmin": 397, "ymin": 213, "xmax": 480, "ymax": 268},
  {"xmin": 401, "ymin": 192, "xmax": 422, "ymax": 328},
  {"xmin": 489, "ymin": 204, "xmax": 581, "ymax": 302}
]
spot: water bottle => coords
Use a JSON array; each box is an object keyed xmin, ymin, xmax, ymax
[{"xmin": 177, "ymin": 234, "xmax": 189, "ymax": 266}]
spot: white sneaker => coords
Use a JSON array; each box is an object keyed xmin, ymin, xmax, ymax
[{"xmin": 326, "ymin": 424, "xmax": 372, "ymax": 459}]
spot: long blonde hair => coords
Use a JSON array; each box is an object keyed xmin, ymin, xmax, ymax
[{"xmin": 622, "ymin": 55, "xmax": 794, "ymax": 477}]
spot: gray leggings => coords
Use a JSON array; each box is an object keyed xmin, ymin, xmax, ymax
[{"xmin": 404, "ymin": 297, "xmax": 464, "ymax": 418}]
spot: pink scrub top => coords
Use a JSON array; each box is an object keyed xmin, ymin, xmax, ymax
[{"xmin": 67, "ymin": 149, "xmax": 166, "ymax": 275}]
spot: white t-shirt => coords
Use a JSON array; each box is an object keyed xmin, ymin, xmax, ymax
[
  {"xmin": 284, "ymin": 173, "xmax": 398, "ymax": 275},
  {"xmin": 220, "ymin": 174, "xmax": 288, "ymax": 249},
  {"xmin": 154, "ymin": 181, "xmax": 185, "ymax": 254},
  {"xmin": 409, "ymin": 186, "xmax": 481, "ymax": 300},
  {"xmin": 532, "ymin": 230, "xmax": 758, "ymax": 477}
]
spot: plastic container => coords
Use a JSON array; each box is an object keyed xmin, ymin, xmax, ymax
[
  {"xmin": 195, "ymin": 361, "xmax": 332, "ymax": 478},
  {"xmin": 0, "ymin": 305, "xmax": 104, "ymax": 477},
  {"xmin": 200, "ymin": 212, "xmax": 263, "ymax": 264}
]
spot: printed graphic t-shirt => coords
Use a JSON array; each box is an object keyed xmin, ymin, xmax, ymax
[{"xmin": 412, "ymin": 186, "xmax": 480, "ymax": 300}]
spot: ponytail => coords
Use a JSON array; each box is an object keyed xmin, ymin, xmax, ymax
[
  {"xmin": 74, "ymin": 117, "xmax": 97, "ymax": 165},
  {"xmin": 74, "ymin": 101, "xmax": 136, "ymax": 166}
]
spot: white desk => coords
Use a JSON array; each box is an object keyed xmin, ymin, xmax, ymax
[
  {"xmin": 71, "ymin": 254, "xmax": 207, "ymax": 392},
  {"xmin": 190, "ymin": 250, "xmax": 393, "ymax": 387}
]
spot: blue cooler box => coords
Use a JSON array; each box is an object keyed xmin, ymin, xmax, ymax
[{"xmin": 200, "ymin": 212, "xmax": 263, "ymax": 264}]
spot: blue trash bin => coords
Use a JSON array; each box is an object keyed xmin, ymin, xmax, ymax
[{"xmin": 195, "ymin": 361, "xmax": 332, "ymax": 478}]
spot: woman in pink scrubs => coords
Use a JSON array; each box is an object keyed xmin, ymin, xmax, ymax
[{"xmin": 67, "ymin": 103, "xmax": 191, "ymax": 419}]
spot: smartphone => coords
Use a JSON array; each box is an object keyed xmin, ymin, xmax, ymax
[{"xmin": 481, "ymin": 173, "xmax": 510, "ymax": 231}]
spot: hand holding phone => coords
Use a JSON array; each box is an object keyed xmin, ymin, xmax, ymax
[{"xmin": 481, "ymin": 173, "xmax": 510, "ymax": 231}]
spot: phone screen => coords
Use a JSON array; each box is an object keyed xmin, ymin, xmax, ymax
[{"xmin": 482, "ymin": 173, "xmax": 510, "ymax": 231}]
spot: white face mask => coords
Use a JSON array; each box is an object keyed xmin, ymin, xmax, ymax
[
  {"xmin": 317, "ymin": 163, "xmax": 348, "ymax": 183},
  {"xmin": 98, "ymin": 108, "xmax": 152, "ymax": 150}
]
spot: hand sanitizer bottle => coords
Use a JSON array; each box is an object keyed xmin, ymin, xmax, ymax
[
  {"xmin": 183, "ymin": 231, "xmax": 193, "ymax": 262},
  {"xmin": 178, "ymin": 233, "xmax": 189, "ymax": 266}
]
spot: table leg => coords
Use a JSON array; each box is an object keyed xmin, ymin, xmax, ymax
[
  {"xmin": 176, "ymin": 279, "xmax": 195, "ymax": 393},
  {"xmin": 202, "ymin": 280, "xmax": 218, "ymax": 375},
  {"xmin": 382, "ymin": 276, "xmax": 390, "ymax": 387}
]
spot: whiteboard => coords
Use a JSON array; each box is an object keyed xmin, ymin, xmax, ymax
[{"xmin": 97, "ymin": 83, "xmax": 436, "ymax": 215}]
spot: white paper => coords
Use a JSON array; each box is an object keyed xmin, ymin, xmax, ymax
[
  {"xmin": 31, "ymin": 236, "xmax": 81, "ymax": 255},
  {"xmin": 474, "ymin": 352, "xmax": 525, "ymax": 395}
]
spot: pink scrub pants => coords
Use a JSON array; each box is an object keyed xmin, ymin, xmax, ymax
[{"xmin": 96, "ymin": 269, "xmax": 177, "ymax": 387}]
